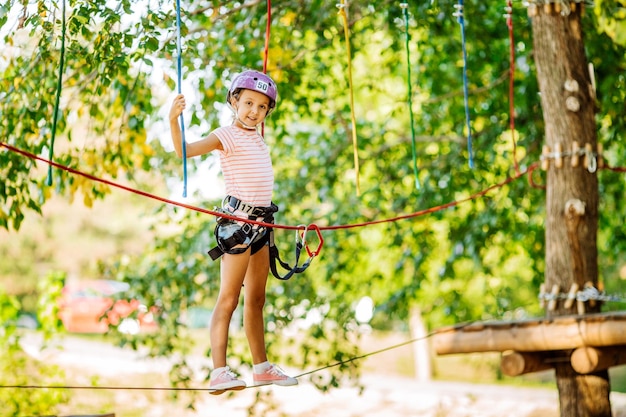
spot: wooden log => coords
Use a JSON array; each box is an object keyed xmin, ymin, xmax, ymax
[
  {"xmin": 501, "ymin": 351, "xmax": 553, "ymax": 376},
  {"xmin": 571, "ymin": 346, "xmax": 626, "ymax": 374},
  {"xmin": 434, "ymin": 312, "xmax": 626, "ymax": 355},
  {"xmin": 62, "ymin": 414, "xmax": 115, "ymax": 417}
]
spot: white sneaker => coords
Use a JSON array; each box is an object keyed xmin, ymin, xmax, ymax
[
  {"xmin": 209, "ymin": 366, "xmax": 246, "ymax": 395},
  {"xmin": 253, "ymin": 364, "xmax": 298, "ymax": 386}
]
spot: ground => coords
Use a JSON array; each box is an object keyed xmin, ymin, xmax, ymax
[{"xmin": 18, "ymin": 332, "xmax": 626, "ymax": 417}]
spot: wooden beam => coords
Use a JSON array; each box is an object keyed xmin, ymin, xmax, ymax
[
  {"xmin": 500, "ymin": 351, "xmax": 554, "ymax": 377},
  {"xmin": 571, "ymin": 346, "xmax": 626, "ymax": 374},
  {"xmin": 434, "ymin": 312, "xmax": 626, "ymax": 355},
  {"xmin": 61, "ymin": 414, "xmax": 115, "ymax": 417}
]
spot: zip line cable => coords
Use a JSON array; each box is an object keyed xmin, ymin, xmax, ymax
[
  {"xmin": 400, "ymin": 3, "xmax": 421, "ymax": 191},
  {"xmin": 46, "ymin": 0, "xmax": 66, "ymax": 186},
  {"xmin": 175, "ymin": 0, "xmax": 188, "ymax": 198}
]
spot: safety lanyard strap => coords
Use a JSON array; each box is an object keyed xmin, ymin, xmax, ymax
[{"xmin": 268, "ymin": 228, "xmax": 318, "ymax": 281}]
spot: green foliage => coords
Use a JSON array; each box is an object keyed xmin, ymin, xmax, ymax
[
  {"xmin": 594, "ymin": 0, "xmax": 626, "ymax": 46},
  {"xmin": 0, "ymin": 287, "xmax": 69, "ymax": 416},
  {"xmin": 37, "ymin": 270, "xmax": 66, "ymax": 340},
  {"xmin": 0, "ymin": 0, "xmax": 164, "ymax": 230}
]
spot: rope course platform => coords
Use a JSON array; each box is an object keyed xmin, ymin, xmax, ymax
[{"xmin": 433, "ymin": 311, "xmax": 626, "ymax": 376}]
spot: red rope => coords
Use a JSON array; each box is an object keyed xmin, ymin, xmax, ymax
[
  {"xmin": 261, "ymin": 0, "xmax": 271, "ymax": 138},
  {"xmin": 1, "ymin": 142, "xmax": 296, "ymax": 230},
  {"xmin": 605, "ymin": 165, "xmax": 626, "ymax": 173},
  {"xmin": 263, "ymin": 0, "xmax": 271, "ymax": 73},
  {"xmin": 506, "ymin": 0, "xmax": 520, "ymax": 175},
  {"xmin": 1, "ymin": 141, "xmax": 541, "ymax": 233}
]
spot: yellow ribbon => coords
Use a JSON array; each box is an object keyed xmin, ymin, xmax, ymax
[{"xmin": 338, "ymin": 1, "xmax": 360, "ymax": 195}]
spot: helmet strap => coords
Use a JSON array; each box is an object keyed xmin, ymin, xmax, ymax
[
  {"xmin": 234, "ymin": 117, "xmax": 258, "ymax": 131},
  {"xmin": 229, "ymin": 102, "xmax": 260, "ymax": 131}
]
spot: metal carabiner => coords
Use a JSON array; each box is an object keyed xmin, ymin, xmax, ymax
[
  {"xmin": 296, "ymin": 224, "xmax": 308, "ymax": 247},
  {"xmin": 302, "ymin": 224, "xmax": 324, "ymax": 258}
]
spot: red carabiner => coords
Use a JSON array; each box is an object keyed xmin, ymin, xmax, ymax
[{"xmin": 299, "ymin": 223, "xmax": 324, "ymax": 258}]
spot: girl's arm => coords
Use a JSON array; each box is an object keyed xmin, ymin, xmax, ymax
[{"xmin": 169, "ymin": 94, "xmax": 223, "ymax": 158}]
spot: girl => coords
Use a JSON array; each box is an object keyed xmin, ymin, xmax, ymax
[{"xmin": 169, "ymin": 70, "xmax": 297, "ymax": 394}]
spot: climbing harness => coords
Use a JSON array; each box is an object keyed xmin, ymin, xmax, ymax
[
  {"xmin": 207, "ymin": 196, "xmax": 278, "ymax": 260},
  {"xmin": 206, "ymin": 196, "xmax": 323, "ymax": 281}
]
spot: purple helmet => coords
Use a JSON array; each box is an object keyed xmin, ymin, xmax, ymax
[{"xmin": 227, "ymin": 70, "xmax": 278, "ymax": 111}]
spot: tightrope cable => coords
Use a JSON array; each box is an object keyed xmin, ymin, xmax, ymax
[
  {"xmin": 175, "ymin": 0, "xmax": 188, "ymax": 198},
  {"xmin": 46, "ymin": 0, "xmax": 67, "ymax": 186},
  {"xmin": 0, "ymin": 309, "xmax": 539, "ymax": 393},
  {"xmin": 454, "ymin": 0, "xmax": 475, "ymax": 169},
  {"xmin": 400, "ymin": 2, "xmax": 421, "ymax": 190}
]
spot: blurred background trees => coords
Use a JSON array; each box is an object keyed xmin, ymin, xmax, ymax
[{"xmin": 1, "ymin": 0, "xmax": 626, "ymax": 413}]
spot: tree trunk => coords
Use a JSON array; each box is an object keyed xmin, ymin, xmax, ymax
[{"xmin": 531, "ymin": 4, "xmax": 610, "ymax": 417}]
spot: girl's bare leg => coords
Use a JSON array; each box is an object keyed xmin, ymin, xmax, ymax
[
  {"xmin": 210, "ymin": 251, "xmax": 250, "ymax": 368},
  {"xmin": 243, "ymin": 245, "xmax": 270, "ymax": 364}
]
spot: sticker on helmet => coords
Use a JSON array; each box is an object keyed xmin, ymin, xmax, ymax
[{"xmin": 255, "ymin": 80, "xmax": 269, "ymax": 92}]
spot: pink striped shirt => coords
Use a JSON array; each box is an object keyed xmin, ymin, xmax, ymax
[{"xmin": 213, "ymin": 125, "xmax": 274, "ymax": 207}]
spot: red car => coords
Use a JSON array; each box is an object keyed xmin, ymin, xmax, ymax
[{"xmin": 58, "ymin": 279, "xmax": 157, "ymax": 334}]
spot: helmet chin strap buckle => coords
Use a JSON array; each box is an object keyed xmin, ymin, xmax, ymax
[{"xmin": 235, "ymin": 117, "xmax": 258, "ymax": 130}]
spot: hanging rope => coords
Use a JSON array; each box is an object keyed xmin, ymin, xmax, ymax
[
  {"xmin": 337, "ymin": 0, "xmax": 361, "ymax": 195},
  {"xmin": 46, "ymin": 0, "xmax": 67, "ymax": 186},
  {"xmin": 505, "ymin": 0, "xmax": 520, "ymax": 175},
  {"xmin": 261, "ymin": 0, "xmax": 272, "ymax": 137},
  {"xmin": 400, "ymin": 3, "xmax": 420, "ymax": 190},
  {"xmin": 263, "ymin": 0, "xmax": 271, "ymax": 74},
  {"xmin": 175, "ymin": 0, "xmax": 188, "ymax": 197},
  {"xmin": 453, "ymin": 0, "xmax": 475, "ymax": 169}
]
